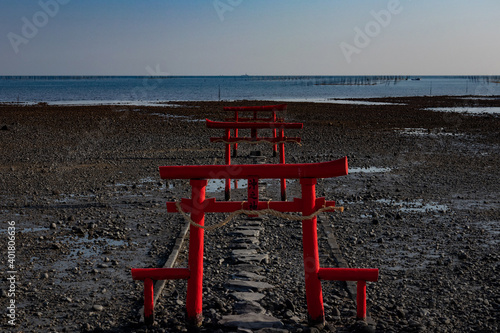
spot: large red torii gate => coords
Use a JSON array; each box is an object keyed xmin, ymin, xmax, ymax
[{"xmin": 131, "ymin": 157, "xmax": 379, "ymax": 327}]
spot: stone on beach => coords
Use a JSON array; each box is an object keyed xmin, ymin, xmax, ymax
[
  {"xmin": 231, "ymin": 292, "xmax": 267, "ymax": 302},
  {"xmin": 219, "ymin": 313, "xmax": 284, "ymax": 329},
  {"xmin": 226, "ymin": 280, "xmax": 274, "ymax": 292}
]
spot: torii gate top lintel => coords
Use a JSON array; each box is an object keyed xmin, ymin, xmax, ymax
[
  {"xmin": 158, "ymin": 157, "xmax": 348, "ymax": 180},
  {"xmin": 223, "ymin": 104, "xmax": 287, "ymax": 112},
  {"xmin": 206, "ymin": 119, "xmax": 303, "ymax": 130}
]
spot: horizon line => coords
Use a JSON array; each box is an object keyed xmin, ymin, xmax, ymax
[{"xmin": 1, "ymin": 74, "xmax": 500, "ymax": 78}]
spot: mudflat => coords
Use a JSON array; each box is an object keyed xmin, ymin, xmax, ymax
[{"xmin": 1, "ymin": 97, "xmax": 498, "ymax": 332}]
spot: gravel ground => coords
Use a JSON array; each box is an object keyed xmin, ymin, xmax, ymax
[{"xmin": 0, "ymin": 97, "xmax": 499, "ymax": 332}]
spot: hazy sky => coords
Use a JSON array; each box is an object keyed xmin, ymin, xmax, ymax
[{"xmin": 1, "ymin": 0, "xmax": 499, "ymax": 75}]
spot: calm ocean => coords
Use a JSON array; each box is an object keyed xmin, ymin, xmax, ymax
[{"xmin": 0, "ymin": 76, "xmax": 499, "ymax": 104}]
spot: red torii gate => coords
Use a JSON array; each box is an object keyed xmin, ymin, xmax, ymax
[
  {"xmin": 207, "ymin": 119, "xmax": 302, "ymax": 201},
  {"xmin": 223, "ymin": 104, "xmax": 288, "ymax": 157},
  {"xmin": 131, "ymin": 158, "xmax": 379, "ymax": 327}
]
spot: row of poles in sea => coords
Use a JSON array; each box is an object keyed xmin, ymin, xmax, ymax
[
  {"xmin": 251, "ymin": 75, "xmax": 500, "ymax": 85},
  {"xmin": 2, "ymin": 75, "xmax": 500, "ymax": 82}
]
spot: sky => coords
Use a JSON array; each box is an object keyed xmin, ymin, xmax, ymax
[{"xmin": 1, "ymin": 0, "xmax": 499, "ymax": 76}]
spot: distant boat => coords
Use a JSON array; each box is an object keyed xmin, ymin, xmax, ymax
[{"xmin": 411, "ymin": 77, "xmax": 421, "ymax": 81}]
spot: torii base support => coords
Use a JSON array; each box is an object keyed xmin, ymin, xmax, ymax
[
  {"xmin": 318, "ymin": 267, "xmax": 379, "ymax": 320},
  {"xmin": 131, "ymin": 268, "xmax": 191, "ymax": 326}
]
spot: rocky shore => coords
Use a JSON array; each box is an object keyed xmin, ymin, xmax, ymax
[{"xmin": 1, "ymin": 97, "xmax": 499, "ymax": 332}]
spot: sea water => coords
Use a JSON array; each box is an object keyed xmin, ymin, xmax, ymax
[{"xmin": 0, "ymin": 75, "xmax": 499, "ymax": 104}]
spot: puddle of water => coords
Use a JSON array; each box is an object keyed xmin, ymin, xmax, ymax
[
  {"xmin": 108, "ymin": 177, "xmax": 174, "ymax": 190},
  {"xmin": 149, "ymin": 112, "xmax": 204, "ymax": 122},
  {"xmin": 398, "ymin": 128, "xmax": 429, "ymax": 136},
  {"xmin": 47, "ymin": 235, "xmax": 130, "ymax": 277},
  {"xmin": 276, "ymin": 97, "xmax": 402, "ymax": 105},
  {"xmin": 398, "ymin": 128, "xmax": 463, "ymax": 137},
  {"xmin": 451, "ymin": 198, "xmax": 498, "ymax": 210},
  {"xmin": 53, "ymin": 193, "xmax": 97, "ymax": 204},
  {"xmin": 427, "ymin": 107, "xmax": 500, "ymax": 114},
  {"xmin": 0, "ymin": 227, "xmax": 51, "ymax": 233},
  {"xmin": 20, "ymin": 101, "xmax": 192, "ymax": 107},
  {"xmin": 206, "ymin": 179, "xmax": 247, "ymax": 192},
  {"xmin": 21, "ymin": 227, "xmax": 51, "ymax": 233},
  {"xmin": 472, "ymin": 221, "xmax": 500, "ymax": 238},
  {"xmin": 61, "ymin": 234, "xmax": 126, "ymax": 258},
  {"xmin": 349, "ymin": 167, "xmax": 392, "ymax": 173},
  {"xmin": 139, "ymin": 177, "xmax": 158, "ymax": 184},
  {"xmin": 327, "ymin": 99, "xmax": 403, "ymax": 106},
  {"xmin": 140, "ymin": 177, "xmax": 173, "ymax": 188},
  {"xmin": 459, "ymin": 97, "xmax": 500, "ymax": 101},
  {"xmin": 376, "ymin": 199, "xmax": 448, "ymax": 213}
]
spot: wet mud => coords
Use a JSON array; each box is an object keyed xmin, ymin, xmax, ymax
[{"xmin": 0, "ymin": 97, "xmax": 499, "ymax": 332}]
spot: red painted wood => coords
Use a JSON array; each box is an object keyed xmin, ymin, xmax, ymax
[
  {"xmin": 185, "ymin": 179, "xmax": 206, "ymax": 327},
  {"xmin": 226, "ymin": 117, "xmax": 285, "ymax": 122},
  {"xmin": 233, "ymin": 128, "xmax": 238, "ymax": 156},
  {"xmin": 357, "ymin": 280, "xmax": 367, "ymax": 319},
  {"xmin": 223, "ymin": 104, "xmax": 287, "ymax": 112},
  {"xmin": 300, "ymin": 178, "xmax": 325, "ymax": 325},
  {"xmin": 224, "ymin": 129, "xmax": 231, "ymax": 166},
  {"xmin": 279, "ymin": 128, "xmax": 286, "ymax": 201},
  {"xmin": 159, "ymin": 157, "xmax": 348, "ymax": 180},
  {"xmin": 224, "ymin": 129, "xmax": 231, "ymax": 200},
  {"xmin": 251, "ymin": 128, "xmax": 258, "ymax": 139},
  {"xmin": 206, "ymin": 119, "xmax": 302, "ymax": 129},
  {"xmin": 144, "ymin": 278, "xmax": 154, "ymax": 325},
  {"xmin": 317, "ymin": 268, "xmax": 379, "ymax": 282},
  {"xmin": 318, "ymin": 268, "xmax": 378, "ymax": 320},
  {"xmin": 273, "ymin": 111, "xmax": 278, "ymax": 154},
  {"xmin": 319, "ymin": 200, "xmax": 337, "ymax": 211},
  {"xmin": 248, "ymin": 177, "xmax": 259, "ymax": 210},
  {"xmin": 210, "ymin": 137, "xmax": 301, "ymax": 143},
  {"xmin": 131, "ymin": 268, "xmax": 190, "ymax": 281},
  {"xmin": 233, "ymin": 111, "xmax": 239, "ymax": 154}
]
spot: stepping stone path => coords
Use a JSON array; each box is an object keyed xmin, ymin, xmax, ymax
[{"xmin": 219, "ymin": 218, "xmax": 285, "ymax": 331}]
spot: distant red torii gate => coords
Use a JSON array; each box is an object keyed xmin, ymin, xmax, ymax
[
  {"xmin": 223, "ymin": 104, "xmax": 288, "ymax": 157},
  {"xmin": 206, "ymin": 119, "xmax": 303, "ymax": 201},
  {"xmin": 131, "ymin": 157, "xmax": 379, "ymax": 327}
]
